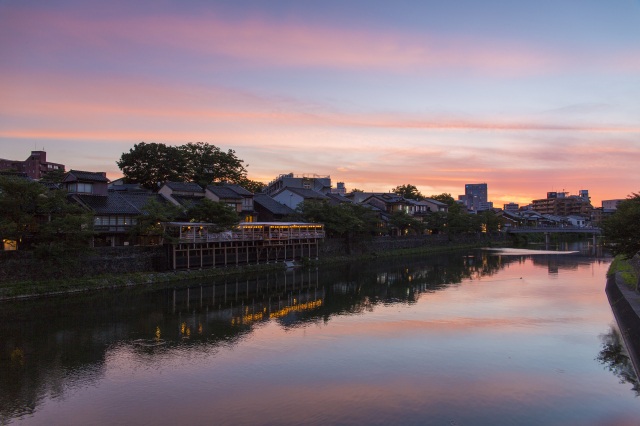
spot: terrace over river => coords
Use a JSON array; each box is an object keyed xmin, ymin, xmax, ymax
[
  {"xmin": 1, "ymin": 242, "xmax": 638, "ymax": 425},
  {"xmin": 162, "ymin": 222, "xmax": 325, "ymax": 270}
]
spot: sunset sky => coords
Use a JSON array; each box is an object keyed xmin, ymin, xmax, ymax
[{"xmin": 1, "ymin": 0, "xmax": 639, "ymax": 206}]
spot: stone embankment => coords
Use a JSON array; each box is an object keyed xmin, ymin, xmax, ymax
[{"xmin": 605, "ymin": 255, "xmax": 640, "ymax": 377}]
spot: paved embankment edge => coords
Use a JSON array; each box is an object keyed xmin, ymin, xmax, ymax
[{"xmin": 605, "ymin": 274, "xmax": 640, "ymax": 378}]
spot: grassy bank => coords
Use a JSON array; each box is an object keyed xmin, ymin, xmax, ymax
[
  {"xmin": 0, "ymin": 240, "xmax": 501, "ymax": 301},
  {"xmin": 607, "ymin": 255, "xmax": 639, "ymax": 291}
]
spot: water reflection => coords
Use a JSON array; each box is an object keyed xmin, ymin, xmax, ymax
[
  {"xmin": 597, "ymin": 326, "xmax": 640, "ymax": 395},
  {"xmin": 0, "ymin": 245, "xmax": 624, "ymax": 424}
]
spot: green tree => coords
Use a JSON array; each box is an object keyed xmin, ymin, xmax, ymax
[
  {"xmin": 429, "ymin": 193, "xmax": 456, "ymax": 205},
  {"xmin": 236, "ymin": 177, "xmax": 265, "ymax": 193},
  {"xmin": 186, "ymin": 199, "xmax": 240, "ymax": 232},
  {"xmin": 389, "ymin": 210, "xmax": 425, "ymax": 235},
  {"xmin": 117, "ymin": 142, "xmax": 188, "ymax": 189},
  {"xmin": 295, "ymin": 200, "xmax": 379, "ymax": 239},
  {"xmin": 117, "ymin": 142, "xmax": 249, "ymax": 190},
  {"xmin": 0, "ymin": 176, "xmax": 93, "ymax": 253},
  {"xmin": 602, "ymin": 193, "xmax": 640, "ymax": 258},
  {"xmin": 392, "ymin": 184, "xmax": 424, "ymax": 200},
  {"xmin": 423, "ymin": 211, "xmax": 448, "ymax": 234},
  {"xmin": 129, "ymin": 198, "xmax": 184, "ymax": 243},
  {"xmin": 180, "ymin": 142, "xmax": 247, "ymax": 187},
  {"xmin": 477, "ymin": 210, "xmax": 503, "ymax": 233},
  {"xmin": 39, "ymin": 168, "xmax": 66, "ymax": 184},
  {"xmin": 445, "ymin": 202, "xmax": 474, "ymax": 235}
]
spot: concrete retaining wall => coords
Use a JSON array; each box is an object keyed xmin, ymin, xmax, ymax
[
  {"xmin": 606, "ymin": 273, "xmax": 640, "ymax": 378},
  {"xmin": 320, "ymin": 233, "xmax": 504, "ymax": 256},
  {"xmin": 0, "ymin": 246, "xmax": 168, "ymax": 281}
]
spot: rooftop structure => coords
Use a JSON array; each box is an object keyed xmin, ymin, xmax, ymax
[
  {"xmin": 0, "ymin": 150, "xmax": 65, "ymax": 180},
  {"xmin": 266, "ymin": 173, "xmax": 332, "ymax": 196}
]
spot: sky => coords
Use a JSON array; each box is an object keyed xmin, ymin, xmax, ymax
[{"xmin": 1, "ymin": 0, "xmax": 639, "ymax": 207}]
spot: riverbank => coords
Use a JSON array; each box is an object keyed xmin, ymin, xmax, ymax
[
  {"xmin": 605, "ymin": 255, "xmax": 640, "ymax": 378},
  {"xmin": 0, "ymin": 237, "xmax": 501, "ymax": 301}
]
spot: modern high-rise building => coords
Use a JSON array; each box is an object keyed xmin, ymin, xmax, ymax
[{"xmin": 459, "ymin": 183, "xmax": 490, "ymax": 211}]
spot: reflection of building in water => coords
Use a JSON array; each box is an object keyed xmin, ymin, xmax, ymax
[{"xmin": 168, "ymin": 268, "xmax": 324, "ymax": 335}]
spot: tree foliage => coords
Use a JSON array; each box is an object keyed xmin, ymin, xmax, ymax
[
  {"xmin": 129, "ymin": 198, "xmax": 184, "ymax": 242},
  {"xmin": 0, "ymin": 176, "xmax": 93, "ymax": 253},
  {"xmin": 602, "ymin": 193, "xmax": 640, "ymax": 259},
  {"xmin": 295, "ymin": 200, "xmax": 380, "ymax": 239},
  {"xmin": 236, "ymin": 177, "xmax": 265, "ymax": 194},
  {"xmin": 429, "ymin": 193, "xmax": 456, "ymax": 205},
  {"xmin": 389, "ymin": 210, "xmax": 425, "ymax": 235},
  {"xmin": 116, "ymin": 142, "xmax": 248, "ymax": 190},
  {"xmin": 393, "ymin": 184, "xmax": 424, "ymax": 200},
  {"xmin": 186, "ymin": 199, "xmax": 240, "ymax": 232}
]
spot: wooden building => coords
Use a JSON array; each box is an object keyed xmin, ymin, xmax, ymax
[{"xmin": 163, "ymin": 222, "xmax": 325, "ymax": 270}]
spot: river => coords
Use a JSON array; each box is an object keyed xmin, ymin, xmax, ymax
[{"xmin": 1, "ymin": 243, "xmax": 638, "ymax": 425}]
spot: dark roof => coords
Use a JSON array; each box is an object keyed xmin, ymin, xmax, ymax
[
  {"xmin": 72, "ymin": 192, "xmax": 171, "ymax": 215},
  {"xmin": 108, "ymin": 183, "xmax": 149, "ymax": 192},
  {"xmin": 163, "ymin": 182, "xmax": 204, "ymax": 193},
  {"xmin": 206, "ymin": 185, "xmax": 243, "ymax": 199},
  {"xmin": 171, "ymin": 195, "xmax": 204, "ymax": 208},
  {"xmin": 361, "ymin": 193, "xmax": 406, "ymax": 205},
  {"xmin": 117, "ymin": 193, "xmax": 169, "ymax": 211},
  {"xmin": 253, "ymin": 194, "xmax": 296, "ymax": 215},
  {"xmin": 72, "ymin": 193, "xmax": 139, "ymax": 215},
  {"xmin": 423, "ymin": 198, "xmax": 448, "ymax": 206},
  {"xmin": 65, "ymin": 170, "xmax": 110, "ymax": 183},
  {"xmin": 223, "ymin": 183, "xmax": 253, "ymax": 196},
  {"xmin": 325, "ymin": 193, "xmax": 353, "ymax": 205}
]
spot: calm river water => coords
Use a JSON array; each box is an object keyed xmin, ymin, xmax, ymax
[{"xmin": 1, "ymin": 243, "xmax": 639, "ymax": 425}]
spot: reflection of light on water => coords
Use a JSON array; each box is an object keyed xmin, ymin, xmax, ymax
[
  {"xmin": 485, "ymin": 248, "xmax": 578, "ymax": 255},
  {"xmin": 132, "ymin": 339, "xmax": 167, "ymax": 348}
]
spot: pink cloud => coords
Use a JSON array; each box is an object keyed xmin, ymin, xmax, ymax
[{"xmin": 4, "ymin": 7, "xmax": 638, "ymax": 77}]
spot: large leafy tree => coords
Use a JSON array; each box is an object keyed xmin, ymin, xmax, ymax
[
  {"xmin": 392, "ymin": 184, "xmax": 424, "ymax": 200},
  {"xmin": 602, "ymin": 193, "xmax": 640, "ymax": 259},
  {"xmin": 181, "ymin": 142, "xmax": 247, "ymax": 187},
  {"xmin": 0, "ymin": 176, "xmax": 93, "ymax": 252},
  {"xmin": 116, "ymin": 142, "xmax": 249, "ymax": 190},
  {"xmin": 117, "ymin": 142, "xmax": 188, "ymax": 189}
]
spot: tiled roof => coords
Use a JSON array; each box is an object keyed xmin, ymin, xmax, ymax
[
  {"xmin": 254, "ymin": 194, "xmax": 296, "ymax": 215},
  {"xmin": 206, "ymin": 185, "xmax": 243, "ymax": 199},
  {"xmin": 72, "ymin": 193, "xmax": 139, "ymax": 215},
  {"xmin": 171, "ymin": 195, "xmax": 204, "ymax": 208},
  {"xmin": 326, "ymin": 193, "xmax": 353, "ymax": 205},
  {"xmin": 164, "ymin": 182, "xmax": 204, "ymax": 193},
  {"xmin": 223, "ymin": 183, "xmax": 253, "ymax": 196},
  {"xmin": 66, "ymin": 170, "xmax": 110, "ymax": 182},
  {"xmin": 72, "ymin": 192, "xmax": 174, "ymax": 215},
  {"xmin": 117, "ymin": 192, "xmax": 169, "ymax": 211},
  {"xmin": 423, "ymin": 198, "xmax": 448, "ymax": 206}
]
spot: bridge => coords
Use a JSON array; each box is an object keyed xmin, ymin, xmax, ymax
[{"xmin": 505, "ymin": 226, "xmax": 602, "ymax": 244}]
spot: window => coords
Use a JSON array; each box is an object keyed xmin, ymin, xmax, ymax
[{"xmin": 68, "ymin": 182, "xmax": 93, "ymax": 194}]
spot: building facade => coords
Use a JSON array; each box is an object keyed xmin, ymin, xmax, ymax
[
  {"xmin": 0, "ymin": 150, "xmax": 64, "ymax": 180},
  {"xmin": 266, "ymin": 173, "xmax": 332, "ymax": 196}
]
